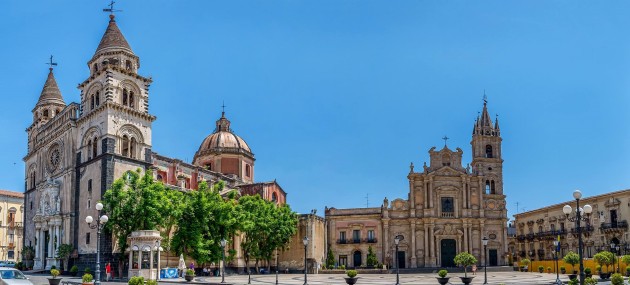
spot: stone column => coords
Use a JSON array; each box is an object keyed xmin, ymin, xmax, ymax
[
  {"xmin": 410, "ymin": 221, "xmax": 416, "ymax": 267},
  {"xmin": 423, "ymin": 224, "xmax": 428, "ymax": 265},
  {"xmin": 428, "ymin": 225, "xmax": 434, "ymax": 266},
  {"xmin": 34, "ymin": 227, "xmax": 41, "ymax": 260},
  {"xmin": 55, "ymin": 224, "xmax": 60, "ymax": 255},
  {"xmin": 463, "ymin": 222, "xmax": 469, "ymax": 253},
  {"xmin": 382, "ymin": 220, "xmax": 389, "ymax": 267},
  {"xmin": 428, "ymin": 179, "xmax": 434, "ymax": 209}
]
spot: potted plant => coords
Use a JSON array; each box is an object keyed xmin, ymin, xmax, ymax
[
  {"xmin": 128, "ymin": 276, "xmax": 144, "ymax": 285},
  {"xmin": 611, "ymin": 273, "xmax": 624, "ymax": 285},
  {"xmin": 70, "ymin": 265, "xmax": 79, "ymax": 277},
  {"xmin": 547, "ymin": 266, "xmax": 552, "ymax": 273},
  {"xmin": 48, "ymin": 269, "xmax": 62, "ymax": 285},
  {"xmin": 454, "ymin": 252, "xmax": 477, "ymax": 285},
  {"xmin": 563, "ymin": 251, "xmax": 580, "ymax": 276},
  {"xmin": 82, "ymin": 273, "xmax": 93, "ymax": 285},
  {"xmin": 185, "ymin": 269, "xmax": 195, "ymax": 282},
  {"xmin": 626, "ymin": 266, "xmax": 630, "ymax": 277},
  {"xmin": 560, "ymin": 266, "xmax": 566, "ymax": 274},
  {"xmin": 595, "ymin": 265, "xmax": 601, "ymax": 275},
  {"xmin": 594, "ymin": 251, "xmax": 614, "ymax": 279},
  {"xmin": 344, "ymin": 270, "xmax": 358, "ymax": 285},
  {"xmin": 520, "ymin": 258, "xmax": 531, "ymax": 272},
  {"xmin": 622, "ymin": 255, "xmax": 630, "ymax": 276},
  {"xmin": 538, "ymin": 265, "xmax": 544, "ymax": 273},
  {"xmin": 568, "ymin": 278, "xmax": 578, "ymax": 285},
  {"xmin": 584, "ymin": 267, "xmax": 592, "ymax": 278},
  {"xmin": 436, "ymin": 269, "xmax": 450, "ymax": 285},
  {"xmin": 584, "ymin": 276, "xmax": 598, "ymax": 285}
]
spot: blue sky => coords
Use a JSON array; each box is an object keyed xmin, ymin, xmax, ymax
[{"xmin": 1, "ymin": 1, "xmax": 629, "ymax": 220}]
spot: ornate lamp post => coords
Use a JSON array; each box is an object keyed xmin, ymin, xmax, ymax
[
  {"xmin": 553, "ymin": 239, "xmax": 562, "ymax": 285},
  {"xmin": 563, "ymin": 190, "xmax": 592, "ymax": 285},
  {"xmin": 220, "ymin": 239, "xmax": 227, "ymax": 284},
  {"xmin": 275, "ymin": 251, "xmax": 279, "ymax": 285},
  {"xmin": 85, "ymin": 202, "xmax": 108, "ymax": 285},
  {"xmin": 303, "ymin": 237, "xmax": 309, "ymax": 285},
  {"xmin": 482, "ymin": 237, "xmax": 488, "ymax": 284},
  {"xmin": 246, "ymin": 251, "xmax": 251, "ymax": 285},
  {"xmin": 154, "ymin": 241, "xmax": 163, "ymax": 281},
  {"xmin": 616, "ymin": 245, "xmax": 620, "ymax": 273},
  {"xmin": 394, "ymin": 235, "xmax": 404, "ymax": 285},
  {"xmin": 611, "ymin": 243, "xmax": 620, "ymax": 273}
]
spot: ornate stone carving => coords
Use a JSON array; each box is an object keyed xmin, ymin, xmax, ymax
[{"xmin": 37, "ymin": 178, "xmax": 61, "ymax": 216}]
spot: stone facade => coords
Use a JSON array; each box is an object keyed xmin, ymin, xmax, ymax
[
  {"xmin": 277, "ymin": 213, "xmax": 326, "ymax": 272},
  {"xmin": 23, "ymin": 13, "xmax": 287, "ymax": 273},
  {"xmin": 0, "ymin": 190, "xmax": 25, "ymax": 262},
  {"xmin": 510, "ymin": 189, "xmax": 630, "ymax": 262},
  {"xmin": 326, "ymin": 101, "xmax": 509, "ymax": 268}
]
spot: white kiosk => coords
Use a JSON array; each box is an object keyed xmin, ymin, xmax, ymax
[{"xmin": 127, "ymin": 230, "xmax": 163, "ymax": 280}]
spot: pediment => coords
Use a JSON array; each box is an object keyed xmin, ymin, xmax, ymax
[{"xmin": 431, "ymin": 166, "xmax": 465, "ymax": 177}]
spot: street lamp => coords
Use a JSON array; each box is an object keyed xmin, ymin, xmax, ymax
[
  {"xmin": 482, "ymin": 237, "xmax": 488, "ymax": 284},
  {"xmin": 616, "ymin": 245, "xmax": 620, "ymax": 273},
  {"xmin": 394, "ymin": 235, "xmax": 404, "ymax": 285},
  {"xmin": 275, "ymin": 250, "xmax": 279, "ymax": 285},
  {"xmin": 154, "ymin": 241, "xmax": 163, "ymax": 281},
  {"xmin": 553, "ymin": 239, "xmax": 562, "ymax": 285},
  {"xmin": 85, "ymin": 202, "xmax": 108, "ymax": 285},
  {"xmin": 611, "ymin": 243, "xmax": 620, "ymax": 273},
  {"xmin": 563, "ymin": 190, "xmax": 592, "ymax": 285},
  {"xmin": 220, "ymin": 239, "xmax": 227, "ymax": 284},
  {"xmin": 303, "ymin": 237, "xmax": 309, "ymax": 285}
]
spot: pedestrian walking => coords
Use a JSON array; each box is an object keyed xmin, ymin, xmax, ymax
[{"xmin": 105, "ymin": 263, "xmax": 111, "ymax": 281}]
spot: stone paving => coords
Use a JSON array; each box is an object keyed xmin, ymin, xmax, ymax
[{"xmin": 26, "ymin": 272, "xmax": 624, "ymax": 285}]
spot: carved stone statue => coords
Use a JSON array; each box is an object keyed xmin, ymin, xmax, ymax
[
  {"xmin": 383, "ymin": 197, "xmax": 389, "ymax": 208},
  {"xmin": 409, "ymin": 162, "xmax": 414, "ymax": 173}
]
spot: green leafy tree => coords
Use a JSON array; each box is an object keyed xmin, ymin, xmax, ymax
[
  {"xmin": 563, "ymin": 251, "xmax": 580, "ymax": 273},
  {"xmin": 160, "ymin": 189, "xmax": 185, "ymax": 267},
  {"xmin": 56, "ymin": 244, "xmax": 74, "ymax": 271},
  {"xmin": 366, "ymin": 246, "xmax": 378, "ymax": 267},
  {"xmin": 171, "ymin": 181, "xmax": 241, "ymax": 265},
  {"xmin": 454, "ymin": 252, "xmax": 477, "ymax": 278},
  {"xmin": 594, "ymin": 251, "xmax": 614, "ymax": 273},
  {"xmin": 326, "ymin": 247, "xmax": 335, "ymax": 268},
  {"xmin": 102, "ymin": 169, "xmax": 173, "ymax": 277},
  {"xmin": 621, "ymin": 255, "xmax": 630, "ymax": 268}
]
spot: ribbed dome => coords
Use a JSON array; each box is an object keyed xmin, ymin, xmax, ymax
[
  {"xmin": 198, "ymin": 131, "xmax": 251, "ymax": 153},
  {"xmin": 36, "ymin": 68, "xmax": 65, "ymax": 107},
  {"xmin": 193, "ymin": 112, "xmax": 254, "ymax": 165}
]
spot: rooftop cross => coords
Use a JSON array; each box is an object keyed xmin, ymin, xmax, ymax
[
  {"xmin": 221, "ymin": 101, "xmax": 226, "ymax": 116},
  {"xmin": 483, "ymin": 89, "xmax": 488, "ymax": 105},
  {"xmin": 45, "ymin": 55, "xmax": 57, "ymax": 70},
  {"xmin": 103, "ymin": 0, "xmax": 122, "ymax": 15},
  {"xmin": 442, "ymin": 135, "xmax": 449, "ymax": 146}
]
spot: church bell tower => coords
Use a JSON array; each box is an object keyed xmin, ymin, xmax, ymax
[{"xmin": 471, "ymin": 98, "xmax": 503, "ymax": 195}]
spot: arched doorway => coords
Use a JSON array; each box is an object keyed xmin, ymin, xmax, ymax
[
  {"xmin": 441, "ymin": 239, "xmax": 456, "ymax": 267},
  {"xmin": 353, "ymin": 251, "xmax": 362, "ymax": 268}
]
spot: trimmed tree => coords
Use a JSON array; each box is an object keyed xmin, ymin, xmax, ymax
[
  {"xmin": 454, "ymin": 252, "xmax": 477, "ymax": 278},
  {"xmin": 366, "ymin": 246, "xmax": 378, "ymax": 267},
  {"xmin": 563, "ymin": 251, "xmax": 580, "ymax": 274},
  {"xmin": 326, "ymin": 247, "xmax": 335, "ymax": 269},
  {"xmin": 56, "ymin": 244, "xmax": 74, "ymax": 271},
  {"xmin": 594, "ymin": 251, "xmax": 614, "ymax": 273}
]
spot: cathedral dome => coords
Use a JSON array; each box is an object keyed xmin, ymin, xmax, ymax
[{"xmin": 192, "ymin": 112, "xmax": 254, "ymax": 167}]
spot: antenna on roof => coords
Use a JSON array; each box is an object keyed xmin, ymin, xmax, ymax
[
  {"xmin": 103, "ymin": 0, "xmax": 122, "ymax": 15},
  {"xmin": 46, "ymin": 55, "xmax": 57, "ymax": 70}
]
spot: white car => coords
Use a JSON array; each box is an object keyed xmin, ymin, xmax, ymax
[{"xmin": 0, "ymin": 268, "xmax": 32, "ymax": 285}]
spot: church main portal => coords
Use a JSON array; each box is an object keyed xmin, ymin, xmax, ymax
[{"xmin": 441, "ymin": 239, "xmax": 456, "ymax": 267}]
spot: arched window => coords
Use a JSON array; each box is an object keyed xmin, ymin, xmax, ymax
[
  {"xmin": 92, "ymin": 138, "xmax": 98, "ymax": 158},
  {"xmin": 485, "ymin": 180, "xmax": 491, "ymax": 194},
  {"xmin": 121, "ymin": 135, "xmax": 130, "ymax": 157},
  {"xmin": 157, "ymin": 174, "xmax": 163, "ymax": 182},
  {"xmin": 490, "ymin": 180, "xmax": 496, "ymax": 194},
  {"xmin": 485, "ymin": 145, "xmax": 493, "ymax": 158},
  {"xmin": 245, "ymin": 165, "xmax": 251, "ymax": 177},
  {"xmin": 538, "ymin": 226, "xmax": 543, "ymax": 233},
  {"xmin": 93, "ymin": 63, "xmax": 98, "ymax": 72},
  {"xmin": 87, "ymin": 140, "xmax": 93, "ymax": 160},
  {"xmin": 206, "ymin": 163, "xmax": 212, "ymax": 170},
  {"xmin": 43, "ymin": 109, "xmax": 49, "ymax": 118},
  {"xmin": 130, "ymin": 137, "xmax": 137, "ymax": 158},
  {"xmin": 90, "ymin": 95, "xmax": 95, "ymax": 110},
  {"xmin": 122, "ymin": 89, "xmax": 128, "ymax": 106},
  {"xmin": 125, "ymin": 60, "xmax": 132, "ymax": 70},
  {"xmin": 550, "ymin": 224, "xmax": 556, "ymax": 232},
  {"xmin": 95, "ymin": 91, "xmax": 100, "ymax": 107},
  {"xmin": 30, "ymin": 172, "xmax": 35, "ymax": 189},
  {"xmin": 271, "ymin": 192, "xmax": 278, "ymax": 203},
  {"xmin": 129, "ymin": 91, "xmax": 135, "ymax": 108}
]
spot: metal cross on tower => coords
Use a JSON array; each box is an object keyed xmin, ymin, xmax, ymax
[
  {"xmin": 442, "ymin": 135, "xmax": 449, "ymax": 146},
  {"xmin": 103, "ymin": 0, "xmax": 122, "ymax": 15},
  {"xmin": 46, "ymin": 55, "xmax": 57, "ymax": 70}
]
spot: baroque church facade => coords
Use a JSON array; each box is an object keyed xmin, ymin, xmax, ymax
[
  {"xmin": 325, "ymin": 101, "xmax": 509, "ymax": 268},
  {"xmin": 24, "ymin": 14, "xmax": 285, "ymax": 271}
]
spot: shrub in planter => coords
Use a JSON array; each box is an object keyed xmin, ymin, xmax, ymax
[
  {"xmin": 560, "ymin": 266, "xmax": 566, "ymax": 274},
  {"xmin": 436, "ymin": 269, "xmax": 450, "ymax": 285},
  {"xmin": 520, "ymin": 258, "xmax": 531, "ymax": 272},
  {"xmin": 70, "ymin": 266, "xmax": 79, "ymax": 277},
  {"xmin": 611, "ymin": 273, "xmax": 624, "ymax": 285},
  {"xmin": 344, "ymin": 270, "xmax": 358, "ymax": 285},
  {"xmin": 82, "ymin": 273, "xmax": 93, "ymax": 285},
  {"xmin": 538, "ymin": 265, "xmax": 544, "ymax": 273},
  {"xmin": 128, "ymin": 276, "xmax": 144, "ymax": 285},
  {"xmin": 626, "ymin": 266, "xmax": 630, "ymax": 277},
  {"xmin": 48, "ymin": 269, "xmax": 62, "ymax": 285},
  {"xmin": 454, "ymin": 252, "xmax": 477, "ymax": 285},
  {"xmin": 563, "ymin": 251, "xmax": 580, "ymax": 274},
  {"xmin": 584, "ymin": 267, "xmax": 592, "ymax": 278},
  {"xmin": 185, "ymin": 269, "xmax": 195, "ymax": 282},
  {"xmin": 84, "ymin": 267, "xmax": 91, "ymax": 274},
  {"xmin": 146, "ymin": 280, "xmax": 158, "ymax": 285},
  {"xmin": 568, "ymin": 278, "xmax": 578, "ymax": 285},
  {"xmin": 547, "ymin": 267, "xmax": 552, "ymax": 273},
  {"xmin": 584, "ymin": 277, "xmax": 598, "ymax": 285}
]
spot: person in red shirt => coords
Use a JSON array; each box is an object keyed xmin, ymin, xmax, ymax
[{"xmin": 105, "ymin": 263, "xmax": 111, "ymax": 281}]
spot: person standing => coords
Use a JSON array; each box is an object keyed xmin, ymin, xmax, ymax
[{"xmin": 105, "ymin": 263, "xmax": 111, "ymax": 281}]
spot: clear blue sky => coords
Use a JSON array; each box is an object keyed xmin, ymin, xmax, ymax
[{"xmin": 1, "ymin": 1, "xmax": 629, "ymax": 220}]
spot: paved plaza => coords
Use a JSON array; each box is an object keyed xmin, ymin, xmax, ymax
[{"xmin": 24, "ymin": 272, "xmax": 626, "ymax": 285}]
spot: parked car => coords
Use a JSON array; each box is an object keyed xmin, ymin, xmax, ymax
[
  {"xmin": 0, "ymin": 262, "xmax": 15, "ymax": 268},
  {"xmin": 0, "ymin": 267, "xmax": 33, "ymax": 285}
]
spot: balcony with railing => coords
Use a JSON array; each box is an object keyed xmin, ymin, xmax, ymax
[
  {"xmin": 364, "ymin": 238, "xmax": 378, "ymax": 243},
  {"xmin": 441, "ymin": 212, "xmax": 455, "ymax": 218},
  {"xmin": 337, "ymin": 239, "xmax": 347, "ymax": 244},
  {"xmin": 601, "ymin": 221, "xmax": 628, "ymax": 232}
]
